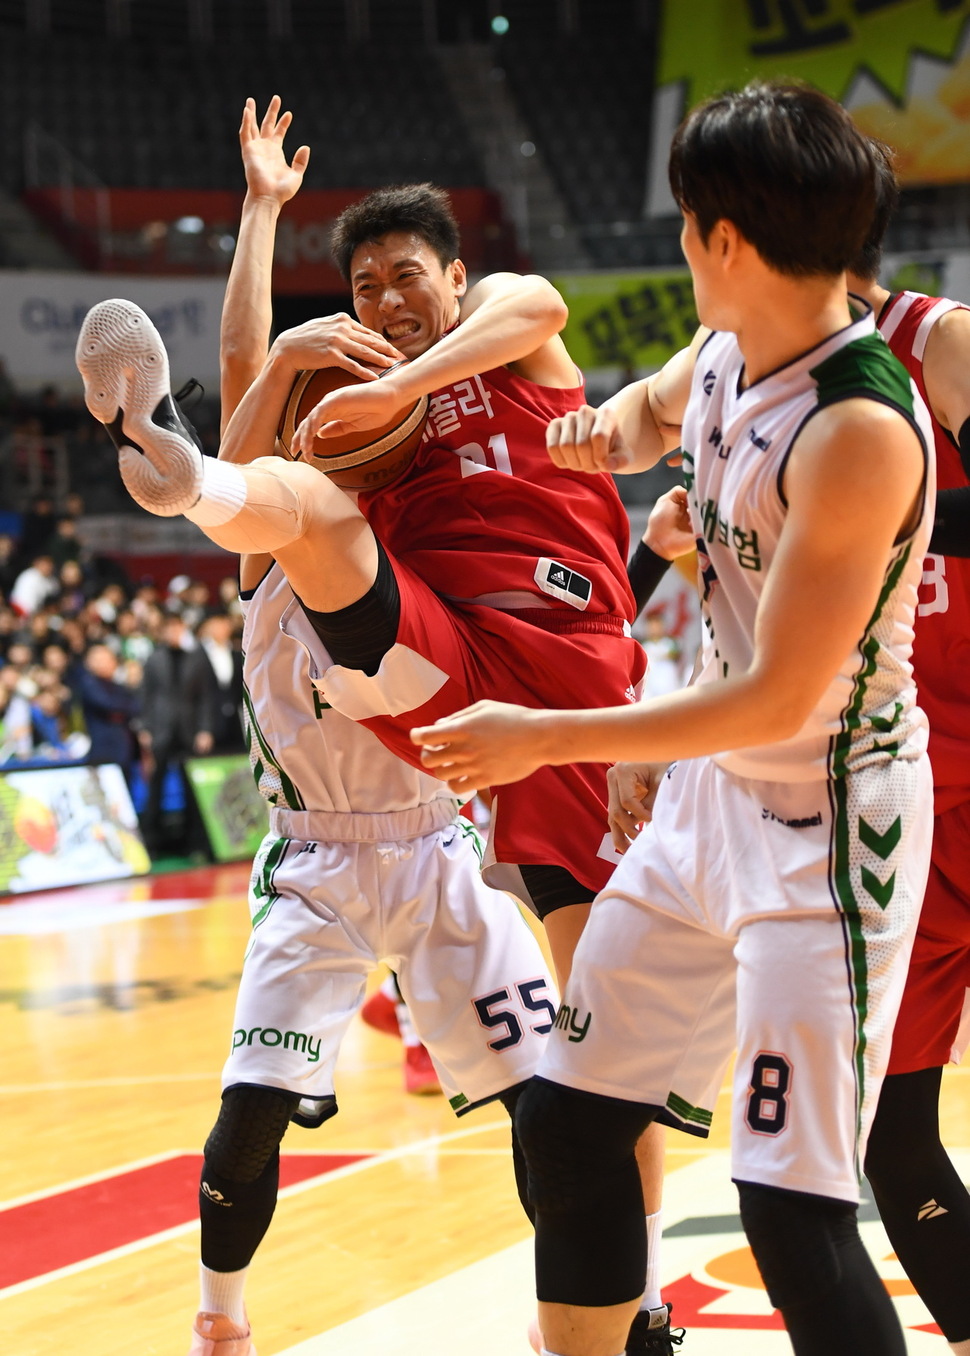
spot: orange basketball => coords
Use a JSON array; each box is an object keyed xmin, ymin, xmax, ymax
[{"xmin": 275, "ymin": 360, "xmax": 428, "ymax": 491}]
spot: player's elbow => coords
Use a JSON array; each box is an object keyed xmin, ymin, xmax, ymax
[{"xmin": 520, "ymin": 276, "xmax": 569, "ymax": 333}]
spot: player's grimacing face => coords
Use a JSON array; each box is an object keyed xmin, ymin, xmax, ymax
[{"xmin": 349, "ymin": 232, "xmax": 467, "ymax": 358}]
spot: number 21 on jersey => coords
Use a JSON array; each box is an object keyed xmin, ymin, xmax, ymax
[{"xmin": 458, "ymin": 432, "xmax": 513, "ymax": 478}]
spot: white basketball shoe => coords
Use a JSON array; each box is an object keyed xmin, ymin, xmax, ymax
[{"xmin": 75, "ymin": 297, "xmax": 205, "ymax": 517}]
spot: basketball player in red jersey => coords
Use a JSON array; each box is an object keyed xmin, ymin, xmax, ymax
[
  {"xmin": 846, "ymin": 145, "xmax": 970, "ymax": 1355},
  {"xmin": 74, "ymin": 131, "xmax": 680, "ymax": 1351}
]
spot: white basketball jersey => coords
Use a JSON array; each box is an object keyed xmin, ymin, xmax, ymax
[
  {"xmin": 240, "ymin": 563, "xmax": 456, "ymax": 814},
  {"xmin": 681, "ymin": 308, "xmax": 934, "ymax": 782}
]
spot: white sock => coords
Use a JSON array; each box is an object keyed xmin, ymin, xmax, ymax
[
  {"xmin": 949, "ymin": 1341, "xmax": 970, "ymax": 1354},
  {"xmin": 639, "ymin": 1208, "xmax": 663, "ymax": 1311},
  {"xmin": 184, "ymin": 458, "xmax": 248, "ymax": 528},
  {"xmin": 199, "ymin": 1262, "xmax": 248, "ymax": 1324}
]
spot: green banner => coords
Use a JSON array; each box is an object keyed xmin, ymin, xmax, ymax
[
  {"xmin": 658, "ymin": 0, "xmax": 970, "ymax": 184},
  {"xmin": 185, "ymin": 755, "xmax": 269, "ymax": 863},
  {"xmin": 555, "ymin": 271, "xmax": 698, "ymax": 371}
]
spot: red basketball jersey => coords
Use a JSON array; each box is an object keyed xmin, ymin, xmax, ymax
[
  {"xmin": 880, "ymin": 290, "xmax": 970, "ymax": 800},
  {"xmin": 360, "ymin": 365, "xmax": 636, "ymax": 621}
]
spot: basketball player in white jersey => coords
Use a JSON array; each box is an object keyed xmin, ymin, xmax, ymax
[
  {"xmin": 73, "ymin": 98, "xmax": 681, "ymax": 1355},
  {"xmin": 412, "ymin": 83, "xmax": 935, "ymax": 1356},
  {"xmin": 846, "ymin": 143, "xmax": 970, "ymax": 1356},
  {"xmin": 117, "ymin": 98, "xmax": 558, "ymax": 1356}
]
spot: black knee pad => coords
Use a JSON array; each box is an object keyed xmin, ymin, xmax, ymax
[
  {"xmin": 517, "ymin": 1077, "xmax": 658, "ymax": 1305},
  {"xmin": 203, "ymin": 1083, "xmax": 300, "ymax": 1184},
  {"xmin": 499, "ymin": 1081, "xmax": 534, "ymax": 1225},
  {"xmin": 737, "ymin": 1180, "xmax": 858, "ymax": 1310}
]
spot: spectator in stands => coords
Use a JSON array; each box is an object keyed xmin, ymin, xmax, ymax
[
  {"xmin": 9, "ymin": 554, "xmax": 59, "ymax": 618},
  {"xmin": 56, "ymin": 559, "xmax": 88, "ymax": 616},
  {"xmin": 47, "ymin": 516, "xmax": 83, "ymax": 571},
  {"xmin": 137, "ymin": 611, "xmax": 208, "ymax": 854},
  {"xmin": 14, "ymin": 493, "xmax": 56, "ymax": 566},
  {"xmin": 76, "ymin": 642, "xmax": 140, "ymax": 773},
  {"xmin": 0, "ymin": 682, "xmax": 33, "ymax": 765},
  {"xmin": 111, "ymin": 609, "xmax": 155, "ymax": 665},
  {"xmin": 90, "ymin": 581, "xmax": 128, "ymax": 626},
  {"xmin": 185, "ymin": 611, "xmax": 245, "ymax": 755},
  {"xmin": 216, "ymin": 574, "xmax": 243, "ymax": 624},
  {"xmin": 179, "ymin": 579, "xmax": 211, "ymax": 633}
]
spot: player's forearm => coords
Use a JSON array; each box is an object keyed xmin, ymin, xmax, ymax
[
  {"xmin": 391, "ymin": 278, "xmax": 568, "ymax": 400},
  {"xmin": 524, "ymin": 674, "xmax": 809, "ymax": 769},
  {"xmin": 220, "ymin": 195, "xmax": 282, "ymax": 434},
  {"xmin": 219, "ymin": 347, "xmax": 297, "ymax": 465},
  {"xmin": 601, "ymin": 378, "xmax": 666, "ymax": 472}
]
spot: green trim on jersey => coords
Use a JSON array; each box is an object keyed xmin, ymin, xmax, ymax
[
  {"xmin": 810, "ymin": 331, "xmax": 916, "ymax": 415},
  {"xmin": 242, "ymin": 683, "xmax": 306, "ymax": 811},
  {"xmin": 830, "ymin": 777, "xmax": 867, "ymax": 1176},
  {"xmin": 830, "ymin": 543, "xmax": 913, "ymax": 781},
  {"xmin": 250, "ymin": 835, "xmax": 288, "ymax": 931},
  {"xmin": 457, "ymin": 816, "xmax": 485, "ymax": 864},
  {"xmin": 666, "ymin": 1090, "xmax": 713, "ymax": 1131}
]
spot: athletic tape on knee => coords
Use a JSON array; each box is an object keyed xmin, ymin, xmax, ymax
[{"xmin": 184, "ymin": 457, "xmax": 248, "ymax": 527}]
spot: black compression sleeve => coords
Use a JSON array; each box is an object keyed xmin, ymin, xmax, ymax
[
  {"xmin": 957, "ymin": 414, "xmax": 970, "ymax": 480},
  {"xmin": 928, "ymin": 485, "xmax": 970, "ymax": 557},
  {"xmin": 298, "ymin": 540, "xmax": 400, "ymax": 674},
  {"xmin": 627, "ymin": 539, "xmax": 672, "ymax": 617}
]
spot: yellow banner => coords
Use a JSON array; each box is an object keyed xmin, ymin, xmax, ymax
[{"xmin": 657, "ymin": 0, "xmax": 970, "ymax": 185}]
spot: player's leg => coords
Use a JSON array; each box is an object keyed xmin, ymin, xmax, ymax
[
  {"xmin": 863, "ymin": 797, "xmax": 970, "ymax": 1350},
  {"xmin": 386, "ymin": 812, "xmax": 557, "ymax": 1221},
  {"xmin": 731, "ymin": 915, "xmax": 910, "ymax": 1354},
  {"xmin": 75, "ymin": 298, "xmax": 379, "ymax": 613},
  {"xmin": 516, "ymin": 864, "xmax": 675, "ymax": 1353},
  {"xmin": 191, "ymin": 832, "xmax": 371, "ymax": 1354},
  {"xmin": 517, "ymin": 843, "xmax": 737, "ymax": 1356}
]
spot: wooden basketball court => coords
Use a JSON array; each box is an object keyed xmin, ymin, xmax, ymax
[{"xmin": 0, "ymin": 863, "xmax": 965, "ymax": 1355}]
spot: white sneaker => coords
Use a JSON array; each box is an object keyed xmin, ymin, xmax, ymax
[{"xmin": 75, "ymin": 297, "xmax": 204, "ymax": 517}]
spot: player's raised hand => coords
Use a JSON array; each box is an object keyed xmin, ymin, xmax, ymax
[
  {"xmin": 411, "ymin": 701, "xmax": 547, "ymax": 795},
  {"xmin": 607, "ymin": 761, "xmax": 667, "ymax": 853},
  {"xmin": 546, "ymin": 403, "xmax": 635, "ymax": 473},
  {"xmin": 645, "ymin": 486, "xmax": 695, "ymax": 560},
  {"xmin": 274, "ymin": 315, "xmax": 402, "ymax": 386},
  {"xmin": 291, "ymin": 373, "xmax": 407, "ymax": 455},
  {"xmin": 239, "ymin": 95, "xmax": 310, "ymax": 206}
]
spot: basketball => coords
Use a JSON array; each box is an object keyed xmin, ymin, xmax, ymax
[{"xmin": 275, "ymin": 360, "xmax": 428, "ymax": 490}]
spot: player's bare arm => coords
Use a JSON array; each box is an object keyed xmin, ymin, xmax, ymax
[
  {"xmin": 412, "ymin": 399, "xmax": 925, "ymax": 793},
  {"xmin": 545, "ymin": 328, "xmax": 705, "ymax": 475},
  {"xmin": 219, "ymin": 95, "xmax": 310, "ymax": 433},
  {"xmin": 921, "ymin": 305, "xmax": 970, "ymax": 460},
  {"xmin": 291, "ymin": 272, "xmax": 571, "ymax": 452}
]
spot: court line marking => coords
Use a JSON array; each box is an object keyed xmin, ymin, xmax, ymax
[{"xmin": 0, "ymin": 1118, "xmax": 512, "ymax": 1302}]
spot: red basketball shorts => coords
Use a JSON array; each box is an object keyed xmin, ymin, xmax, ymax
[
  {"xmin": 887, "ymin": 795, "xmax": 970, "ymax": 1073},
  {"xmin": 317, "ymin": 552, "xmax": 646, "ymax": 895}
]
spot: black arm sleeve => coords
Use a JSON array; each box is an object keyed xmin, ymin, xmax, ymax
[
  {"xmin": 627, "ymin": 538, "xmax": 672, "ymax": 618},
  {"xmin": 928, "ymin": 485, "xmax": 970, "ymax": 558}
]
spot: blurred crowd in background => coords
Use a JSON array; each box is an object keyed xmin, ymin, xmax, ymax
[{"xmin": 0, "ymin": 376, "xmax": 246, "ymax": 858}]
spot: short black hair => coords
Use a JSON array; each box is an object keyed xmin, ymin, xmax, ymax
[
  {"xmin": 330, "ymin": 184, "xmax": 461, "ymax": 282},
  {"xmin": 849, "ymin": 139, "xmax": 899, "ymax": 282},
  {"xmin": 669, "ymin": 81, "xmax": 878, "ymax": 278}
]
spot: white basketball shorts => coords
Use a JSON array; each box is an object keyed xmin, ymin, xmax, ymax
[
  {"xmin": 538, "ymin": 753, "xmax": 933, "ymax": 1202},
  {"xmin": 225, "ymin": 801, "xmax": 556, "ymax": 1120}
]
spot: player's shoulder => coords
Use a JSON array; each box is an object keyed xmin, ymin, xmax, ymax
[{"xmin": 811, "ymin": 327, "xmax": 916, "ymax": 414}]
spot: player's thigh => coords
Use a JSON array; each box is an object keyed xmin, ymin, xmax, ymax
[
  {"xmin": 227, "ymin": 838, "xmax": 375, "ymax": 1095},
  {"xmin": 539, "ymin": 870, "xmax": 737, "ymax": 1138},
  {"xmin": 393, "ymin": 822, "xmax": 556, "ymax": 1107},
  {"xmin": 732, "ymin": 914, "xmax": 884, "ymax": 1203}
]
